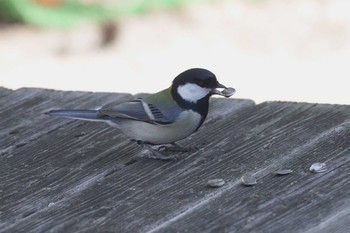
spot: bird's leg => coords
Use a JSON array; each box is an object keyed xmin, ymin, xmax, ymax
[
  {"xmin": 141, "ymin": 144, "xmax": 178, "ymax": 160},
  {"xmin": 158, "ymin": 142, "xmax": 197, "ymax": 152},
  {"xmin": 131, "ymin": 140, "xmax": 179, "ymax": 160}
]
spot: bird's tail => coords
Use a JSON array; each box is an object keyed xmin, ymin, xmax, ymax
[{"xmin": 46, "ymin": 110, "xmax": 100, "ymax": 121}]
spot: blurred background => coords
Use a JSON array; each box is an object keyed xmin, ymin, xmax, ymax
[{"xmin": 0, "ymin": 0, "xmax": 349, "ymax": 104}]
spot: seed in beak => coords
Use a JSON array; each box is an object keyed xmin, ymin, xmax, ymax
[{"xmin": 221, "ymin": 87, "xmax": 235, "ymax": 97}]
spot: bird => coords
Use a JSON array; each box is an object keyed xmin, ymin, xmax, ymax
[{"xmin": 46, "ymin": 68, "xmax": 235, "ymax": 160}]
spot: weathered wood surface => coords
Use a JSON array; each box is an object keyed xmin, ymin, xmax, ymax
[{"xmin": 0, "ymin": 87, "xmax": 349, "ymax": 233}]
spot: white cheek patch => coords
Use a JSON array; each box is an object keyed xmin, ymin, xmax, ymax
[{"xmin": 177, "ymin": 83, "xmax": 211, "ymax": 103}]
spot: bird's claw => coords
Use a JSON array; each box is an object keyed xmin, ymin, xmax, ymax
[
  {"xmin": 158, "ymin": 144, "xmax": 198, "ymax": 152},
  {"xmin": 140, "ymin": 149, "xmax": 183, "ymax": 161},
  {"xmin": 137, "ymin": 142, "xmax": 197, "ymax": 160}
]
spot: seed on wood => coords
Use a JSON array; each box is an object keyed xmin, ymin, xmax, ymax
[
  {"xmin": 310, "ymin": 163, "xmax": 327, "ymax": 173},
  {"xmin": 241, "ymin": 174, "xmax": 257, "ymax": 186},
  {"xmin": 207, "ymin": 179, "xmax": 225, "ymax": 188},
  {"xmin": 275, "ymin": 169, "xmax": 293, "ymax": 175}
]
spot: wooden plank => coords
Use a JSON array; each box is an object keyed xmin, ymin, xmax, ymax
[
  {"xmin": 1, "ymin": 88, "xmax": 349, "ymax": 233},
  {"xmin": 0, "ymin": 88, "xmax": 254, "ymax": 233},
  {"xmin": 92, "ymin": 103, "xmax": 350, "ymax": 233},
  {"xmin": 0, "ymin": 87, "xmax": 12, "ymax": 98},
  {"xmin": 0, "ymin": 88, "xmax": 132, "ymax": 153},
  {"xmin": 145, "ymin": 104, "xmax": 350, "ymax": 233}
]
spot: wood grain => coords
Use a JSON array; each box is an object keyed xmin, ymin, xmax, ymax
[{"xmin": 1, "ymin": 88, "xmax": 349, "ymax": 233}]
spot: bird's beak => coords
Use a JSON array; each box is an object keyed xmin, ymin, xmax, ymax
[
  {"xmin": 211, "ymin": 82, "xmax": 236, "ymax": 98},
  {"xmin": 216, "ymin": 82, "xmax": 227, "ymax": 89}
]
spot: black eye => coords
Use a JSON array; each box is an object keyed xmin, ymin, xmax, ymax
[{"xmin": 197, "ymin": 80, "xmax": 205, "ymax": 86}]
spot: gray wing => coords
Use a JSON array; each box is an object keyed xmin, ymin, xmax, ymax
[{"xmin": 97, "ymin": 99, "xmax": 171, "ymax": 124}]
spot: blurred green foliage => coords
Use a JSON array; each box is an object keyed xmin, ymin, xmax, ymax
[{"xmin": 0, "ymin": 0, "xmax": 195, "ymax": 27}]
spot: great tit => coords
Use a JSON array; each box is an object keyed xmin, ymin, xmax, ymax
[{"xmin": 46, "ymin": 68, "xmax": 235, "ymax": 160}]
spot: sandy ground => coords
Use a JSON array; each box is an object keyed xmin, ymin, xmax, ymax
[{"xmin": 0, "ymin": 0, "xmax": 350, "ymax": 104}]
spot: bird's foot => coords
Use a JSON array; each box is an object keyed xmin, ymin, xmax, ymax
[
  {"xmin": 135, "ymin": 141, "xmax": 195, "ymax": 160},
  {"xmin": 158, "ymin": 145, "xmax": 191, "ymax": 152},
  {"xmin": 158, "ymin": 143, "xmax": 198, "ymax": 152},
  {"xmin": 141, "ymin": 146, "xmax": 183, "ymax": 161}
]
